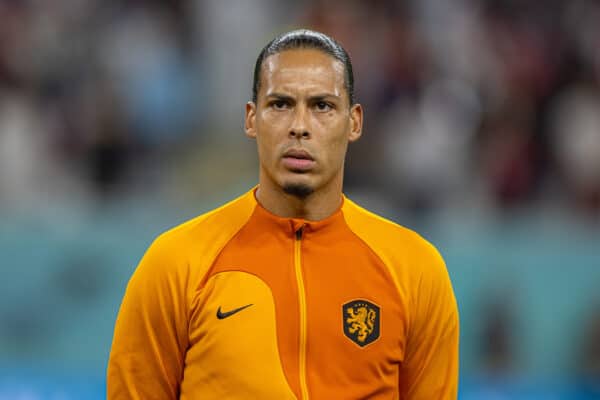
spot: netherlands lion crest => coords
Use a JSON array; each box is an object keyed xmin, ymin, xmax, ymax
[{"xmin": 343, "ymin": 299, "xmax": 380, "ymax": 347}]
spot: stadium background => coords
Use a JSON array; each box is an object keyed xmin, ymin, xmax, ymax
[{"xmin": 1, "ymin": 0, "xmax": 600, "ymax": 398}]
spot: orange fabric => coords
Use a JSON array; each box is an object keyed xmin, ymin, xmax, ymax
[
  {"xmin": 107, "ymin": 188, "xmax": 459, "ymax": 399},
  {"xmin": 342, "ymin": 200, "xmax": 460, "ymax": 399}
]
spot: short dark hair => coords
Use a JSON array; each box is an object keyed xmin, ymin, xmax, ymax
[{"xmin": 252, "ymin": 29, "xmax": 355, "ymax": 105}]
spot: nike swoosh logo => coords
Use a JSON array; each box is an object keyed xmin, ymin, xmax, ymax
[{"xmin": 216, "ymin": 303, "xmax": 253, "ymax": 319}]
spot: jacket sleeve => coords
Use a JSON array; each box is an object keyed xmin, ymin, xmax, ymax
[
  {"xmin": 107, "ymin": 234, "xmax": 189, "ymax": 399},
  {"xmin": 399, "ymin": 246, "xmax": 460, "ymax": 399}
]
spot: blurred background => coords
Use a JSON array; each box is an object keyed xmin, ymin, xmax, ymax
[{"xmin": 1, "ymin": 0, "xmax": 599, "ymax": 398}]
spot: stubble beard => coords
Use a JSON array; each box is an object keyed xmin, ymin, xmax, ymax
[{"xmin": 282, "ymin": 182, "xmax": 314, "ymax": 199}]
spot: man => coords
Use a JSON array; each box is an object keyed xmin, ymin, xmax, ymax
[{"xmin": 107, "ymin": 29, "xmax": 459, "ymax": 399}]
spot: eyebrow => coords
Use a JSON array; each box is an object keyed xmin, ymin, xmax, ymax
[
  {"xmin": 309, "ymin": 93, "xmax": 341, "ymax": 101},
  {"xmin": 265, "ymin": 92, "xmax": 341, "ymax": 101},
  {"xmin": 265, "ymin": 93, "xmax": 295, "ymax": 102}
]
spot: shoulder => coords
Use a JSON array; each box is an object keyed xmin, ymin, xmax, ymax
[
  {"xmin": 153, "ymin": 189, "xmax": 257, "ymax": 253},
  {"xmin": 136, "ymin": 189, "xmax": 257, "ymax": 283},
  {"xmin": 342, "ymin": 196, "xmax": 449, "ymax": 303},
  {"xmin": 342, "ymin": 196, "xmax": 456, "ymax": 326},
  {"xmin": 342, "ymin": 196, "xmax": 443, "ymax": 267}
]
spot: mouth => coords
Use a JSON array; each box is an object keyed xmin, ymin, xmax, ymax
[{"xmin": 282, "ymin": 148, "xmax": 315, "ymax": 172}]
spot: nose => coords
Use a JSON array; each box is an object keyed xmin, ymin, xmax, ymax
[{"xmin": 289, "ymin": 104, "xmax": 310, "ymax": 139}]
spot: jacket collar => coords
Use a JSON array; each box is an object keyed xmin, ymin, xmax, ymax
[{"xmin": 249, "ymin": 186, "xmax": 346, "ymax": 237}]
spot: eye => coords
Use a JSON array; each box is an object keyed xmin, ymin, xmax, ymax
[
  {"xmin": 271, "ymin": 100, "xmax": 289, "ymax": 110},
  {"xmin": 315, "ymin": 101, "xmax": 332, "ymax": 112}
]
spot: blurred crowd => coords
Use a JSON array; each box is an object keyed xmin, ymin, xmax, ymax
[
  {"xmin": 313, "ymin": 0, "xmax": 600, "ymax": 219},
  {"xmin": 0, "ymin": 0, "xmax": 200, "ymax": 206},
  {"xmin": 1, "ymin": 0, "xmax": 600, "ymax": 219}
]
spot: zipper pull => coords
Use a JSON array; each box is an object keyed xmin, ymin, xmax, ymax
[{"xmin": 295, "ymin": 225, "xmax": 304, "ymax": 240}]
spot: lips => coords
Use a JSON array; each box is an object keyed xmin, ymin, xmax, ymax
[{"xmin": 282, "ymin": 148, "xmax": 315, "ymax": 171}]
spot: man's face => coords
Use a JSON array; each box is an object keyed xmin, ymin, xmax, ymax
[{"xmin": 245, "ymin": 48, "xmax": 363, "ymax": 198}]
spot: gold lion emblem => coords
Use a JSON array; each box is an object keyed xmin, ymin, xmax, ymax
[
  {"xmin": 346, "ymin": 305, "xmax": 377, "ymax": 343},
  {"xmin": 343, "ymin": 299, "xmax": 380, "ymax": 347}
]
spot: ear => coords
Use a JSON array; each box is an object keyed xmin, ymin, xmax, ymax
[
  {"xmin": 245, "ymin": 102, "xmax": 257, "ymax": 139},
  {"xmin": 348, "ymin": 103, "xmax": 363, "ymax": 142}
]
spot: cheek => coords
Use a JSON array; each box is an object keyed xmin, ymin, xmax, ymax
[
  {"xmin": 256, "ymin": 136, "xmax": 273, "ymax": 162},
  {"xmin": 255, "ymin": 131, "xmax": 282, "ymax": 167},
  {"xmin": 319, "ymin": 134, "xmax": 349, "ymax": 171},
  {"xmin": 261, "ymin": 109, "xmax": 292, "ymax": 130},
  {"xmin": 320, "ymin": 119, "xmax": 350, "ymax": 154},
  {"xmin": 314, "ymin": 112, "xmax": 350, "ymax": 135},
  {"xmin": 257, "ymin": 113, "xmax": 291, "ymax": 153}
]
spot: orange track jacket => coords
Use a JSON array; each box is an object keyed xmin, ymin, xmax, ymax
[{"xmin": 107, "ymin": 188, "xmax": 459, "ymax": 399}]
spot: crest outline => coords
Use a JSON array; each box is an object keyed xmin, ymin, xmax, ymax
[{"xmin": 342, "ymin": 299, "xmax": 381, "ymax": 347}]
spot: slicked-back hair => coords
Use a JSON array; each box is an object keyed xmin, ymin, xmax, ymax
[{"xmin": 252, "ymin": 29, "xmax": 355, "ymax": 106}]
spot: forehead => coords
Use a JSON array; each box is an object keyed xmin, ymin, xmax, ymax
[{"xmin": 260, "ymin": 49, "xmax": 346, "ymax": 97}]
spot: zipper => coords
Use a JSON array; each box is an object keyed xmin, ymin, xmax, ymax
[{"xmin": 294, "ymin": 226, "xmax": 309, "ymax": 400}]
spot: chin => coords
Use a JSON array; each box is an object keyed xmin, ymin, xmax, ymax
[{"xmin": 282, "ymin": 182, "xmax": 314, "ymax": 199}]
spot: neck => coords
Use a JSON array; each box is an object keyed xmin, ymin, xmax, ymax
[{"xmin": 256, "ymin": 177, "xmax": 343, "ymax": 221}]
